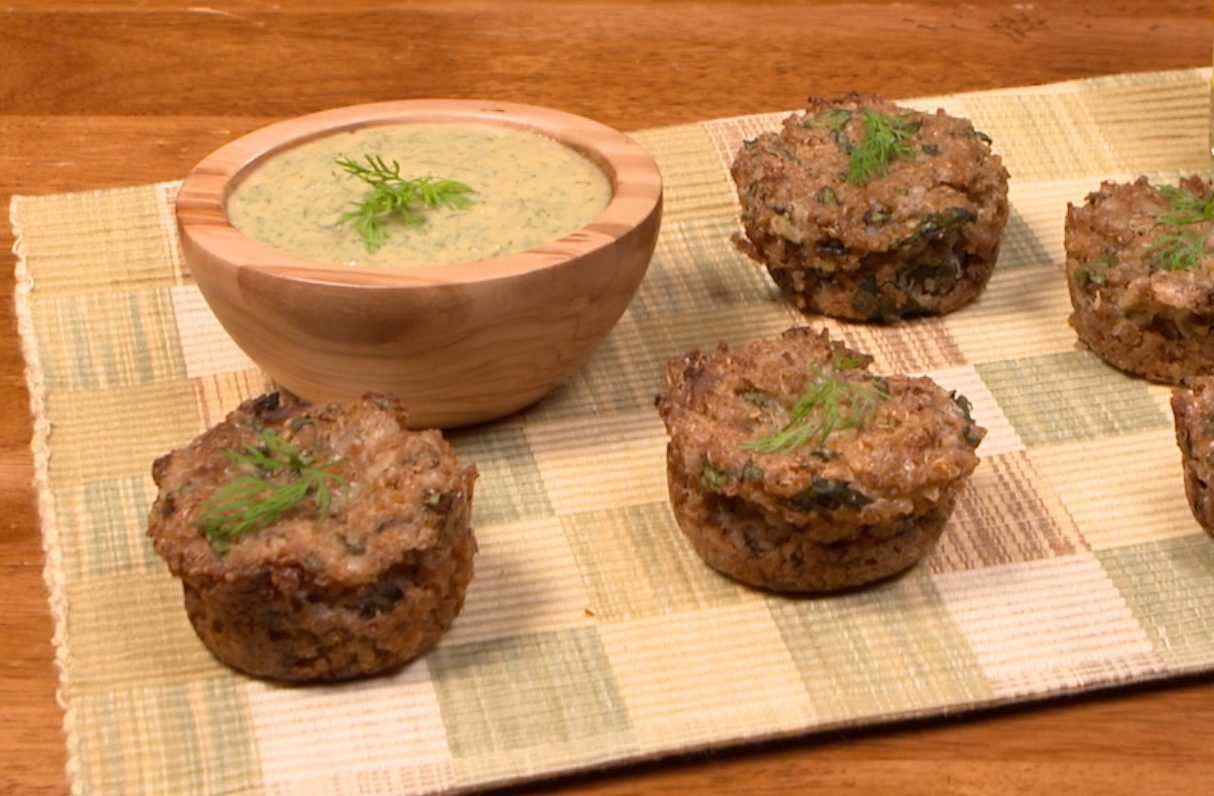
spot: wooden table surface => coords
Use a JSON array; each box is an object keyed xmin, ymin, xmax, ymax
[{"xmin": 3, "ymin": 2, "xmax": 1213, "ymax": 794}]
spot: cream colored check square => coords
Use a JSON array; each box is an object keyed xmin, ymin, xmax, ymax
[
  {"xmin": 245, "ymin": 664, "xmax": 455, "ymax": 795},
  {"xmin": 934, "ymin": 554, "xmax": 1162, "ymax": 696},
  {"xmin": 526, "ymin": 411, "xmax": 669, "ymax": 516},
  {"xmin": 170, "ymin": 284, "xmax": 257, "ymax": 379},
  {"xmin": 440, "ymin": 516, "xmax": 592, "ymax": 647},
  {"xmin": 1029, "ymin": 429, "xmax": 1198, "ymax": 549},
  {"xmin": 597, "ymin": 602, "xmax": 811, "ymax": 747}
]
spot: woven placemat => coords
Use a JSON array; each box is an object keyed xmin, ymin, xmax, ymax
[{"xmin": 13, "ymin": 69, "xmax": 1214, "ymax": 796}]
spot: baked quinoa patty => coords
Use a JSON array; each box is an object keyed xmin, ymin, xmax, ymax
[
  {"xmin": 731, "ymin": 93, "xmax": 1009, "ymax": 322},
  {"xmin": 656, "ymin": 327, "xmax": 984, "ymax": 592},
  {"xmin": 1171, "ymin": 378, "xmax": 1214, "ymax": 536},
  {"xmin": 148, "ymin": 391, "xmax": 477, "ymax": 682},
  {"xmin": 1065, "ymin": 176, "xmax": 1214, "ymax": 384}
]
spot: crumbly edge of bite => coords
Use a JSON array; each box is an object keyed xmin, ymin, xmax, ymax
[
  {"xmin": 1065, "ymin": 175, "xmax": 1214, "ymax": 385},
  {"xmin": 1067, "ymin": 299, "xmax": 1214, "ymax": 384},
  {"xmin": 1172, "ymin": 380, "xmax": 1214, "ymax": 536}
]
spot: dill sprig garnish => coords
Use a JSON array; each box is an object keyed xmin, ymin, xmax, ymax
[
  {"xmin": 1155, "ymin": 184, "xmax": 1214, "ymax": 227},
  {"xmin": 1137, "ymin": 183, "xmax": 1214, "ymax": 274},
  {"xmin": 335, "ymin": 154, "xmax": 473, "ymax": 253},
  {"xmin": 741, "ymin": 359, "xmax": 888, "ymax": 453},
  {"xmin": 1147, "ymin": 229, "xmax": 1209, "ymax": 273},
  {"xmin": 196, "ymin": 427, "xmax": 340, "ymax": 553},
  {"xmin": 847, "ymin": 111, "xmax": 922, "ymax": 185}
]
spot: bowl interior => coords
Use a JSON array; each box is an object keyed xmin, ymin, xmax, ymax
[
  {"xmin": 176, "ymin": 99, "xmax": 664, "ymax": 287},
  {"xmin": 173, "ymin": 100, "xmax": 664, "ymax": 427}
]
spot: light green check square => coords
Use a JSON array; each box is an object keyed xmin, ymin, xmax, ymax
[
  {"xmin": 74, "ymin": 678, "xmax": 259, "ymax": 795},
  {"xmin": 33, "ymin": 287, "xmax": 187, "ymax": 391},
  {"xmin": 428, "ymin": 628, "xmax": 630, "ymax": 759},
  {"xmin": 997, "ymin": 207, "xmax": 1052, "ymax": 270},
  {"xmin": 1097, "ymin": 535, "xmax": 1214, "ymax": 668},
  {"xmin": 562, "ymin": 502, "xmax": 747, "ymax": 621},
  {"xmin": 770, "ymin": 570, "xmax": 991, "ymax": 721},
  {"xmin": 975, "ymin": 351, "xmax": 1168, "ymax": 447},
  {"xmin": 54, "ymin": 475, "xmax": 162, "ymax": 580},
  {"xmin": 629, "ymin": 215, "xmax": 783, "ymax": 322},
  {"xmin": 447, "ymin": 425, "xmax": 552, "ymax": 525}
]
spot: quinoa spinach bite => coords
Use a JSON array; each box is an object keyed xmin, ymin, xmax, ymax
[
  {"xmin": 730, "ymin": 93, "xmax": 1009, "ymax": 322},
  {"xmin": 147, "ymin": 390, "xmax": 477, "ymax": 682},
  {"xmin": 656, "ymin": 326, "xmax": 985, "ymax": 592},
  {"xmin": 1065, "ymin": 175, "xmax": 1214, "ymax": 384},
  {"xmin": 1171, "ymin": 377, "xmax": 1214, "ymax": 536}
]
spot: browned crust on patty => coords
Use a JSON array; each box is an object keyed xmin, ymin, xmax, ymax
[
  {"xmin": 1172, "ymin": 378, "xmax": 1214, "ymax": 536},
  {"xmin": 730, "ymin": 93, "xmax": 1009, "ymax": 322},
  {"xmin": 1065, "ymin": 175, "xmax": 1214, "ymax": 385},
  {"xmin": 666, "ymin": 446, "xmax": 955, "ymax": 591},
  {"xmin": 655, "ymin": 326, "xmax": 984, "ymax": 592},
  {"xmin": 147, "ymin": 390, "xmax": 477, "ymax": 682}
]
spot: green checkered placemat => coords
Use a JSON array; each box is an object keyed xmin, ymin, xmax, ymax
[{"xmin": 13, "ymin": 69, "xmax": 1214, "ymax": 795}]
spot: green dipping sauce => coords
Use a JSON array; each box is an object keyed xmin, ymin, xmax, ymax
[{"xmin": 226, "ymin": 122, "xmax": 612, "ymax": 267}]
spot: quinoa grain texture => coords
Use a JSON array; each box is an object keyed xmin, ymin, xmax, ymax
[
  {"xmin": 1066, "ymin": 175, "xmax": 1214, "ymax": 384},
  {"xmin": 731, "ymin": 93, "xmax": 1009, "ymax": 322},
  {"xmin": 147, "ymin": 391, "xmax": 477, "ymax": 682},
  {"xmin": 656, "ymin": 327, "xmax": 985, "ymax": 592}
]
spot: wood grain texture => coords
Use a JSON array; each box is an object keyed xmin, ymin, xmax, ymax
[
  {"xmin": 176, "ymin": 99, "xmax": 661, "ymax": 425},
  {"xmin": 2, "ymin": 2, "xmax": 1213, "ymax": 794}
]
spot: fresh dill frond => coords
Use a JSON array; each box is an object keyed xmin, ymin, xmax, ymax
[
  {"xmin": 335, "ymin": 154, "xmax": 473, "ymax": 252},
  {"xmin": 1155, "ymin": 184, "xmax": 1214, "ymax": 227},
  {"xmin": 847, "ymin": 111, "xmax": 921, "ymax": 185},
  {"xmin": 196, "ymin": 427, "xmax": 340, "ymax": 553},
  {"xmin": 1142, "ymin": 184, "xmax": 1214, "ymax": 273},
  {"xmin": 741, "ymin": 363, "xmax": 888, "ymax": 453},
  {"xmin": 1147, "ymin": 229, "xmax": 1209, "ymax": 273}
]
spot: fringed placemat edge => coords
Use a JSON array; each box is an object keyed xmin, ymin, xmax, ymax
[{"xmin": 9, "ymin": 195, "xmax": 83, "ymax": 796}]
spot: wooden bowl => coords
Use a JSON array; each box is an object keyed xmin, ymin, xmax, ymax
[{"xmin": 175, "ymin": 99, "xmax": 663, "ymax": 427}]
